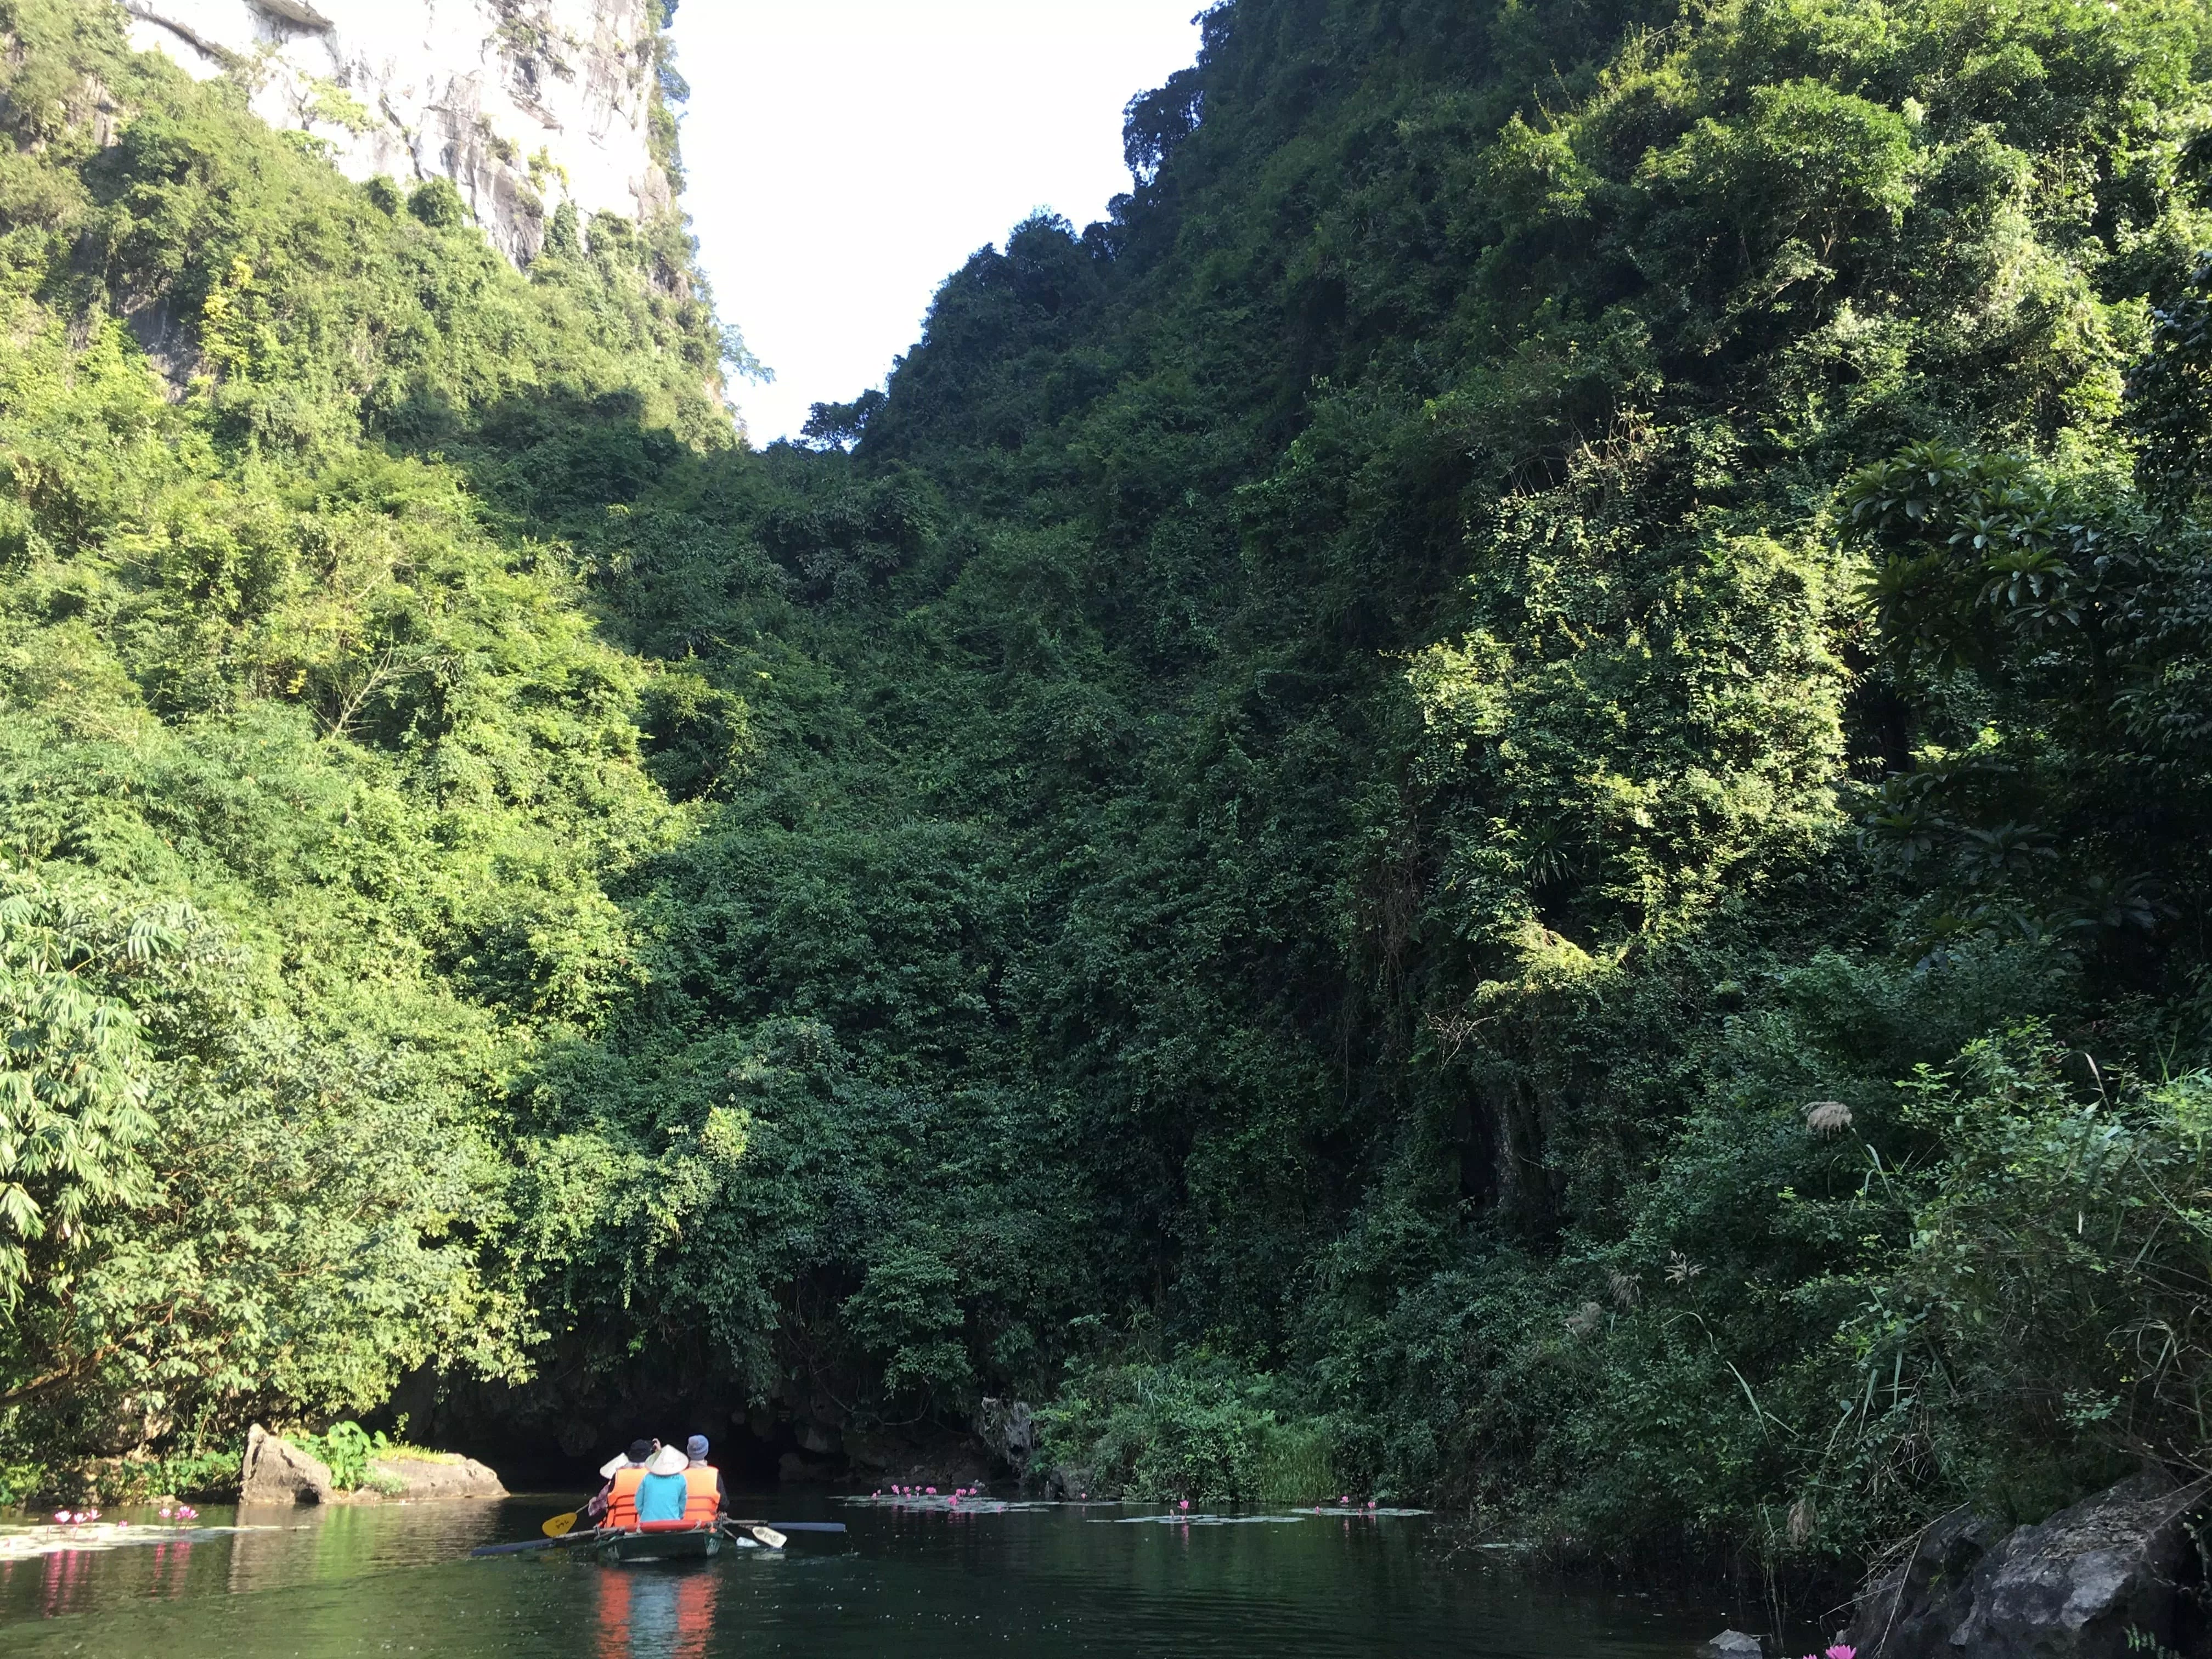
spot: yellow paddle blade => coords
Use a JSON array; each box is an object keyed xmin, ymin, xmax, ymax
[
  {"xmin": 541, "ymin": 1510, "xmax": 580, "ymax": 1538},
  {"xmin": 748, "ymin": 1525, "xmax": 787, "ymax": 1550}
]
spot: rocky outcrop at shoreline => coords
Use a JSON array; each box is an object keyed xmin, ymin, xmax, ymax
[
  {"xmin": 238, "ymin": 1426, "xmax": 506, "ymax": 1506},
  {"xmin": 362, "ymin": 1454, "xmax": 507, "ymax": 1503},
  {"xmin": 1847, "ymin": 1471, "xmax": 2207, "ymax": 1658},
  {"xmin": 239, "ymin": 1424, "xmax": 335, "ymax": 1505}
]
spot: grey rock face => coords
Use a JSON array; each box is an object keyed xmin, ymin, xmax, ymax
[
  {"xmin": 776, "ymin": 1451, "xmax": 835, "ymax": 1485},
  {"xmin": 239, "ymin": 1423, "xmax": 333, "ymax": 1505},
  {"xmin": 365, "ymin": 1455, "xmax": 507, "ymax": 1502},
  {"xmin": 840, "ymin": 1429, "xmax": 896, "ymax": 1472},
  {"xmin": 1849, "ymin": 1472, "xmax": 2204, "ymax": 1658},
  {"xmin": 1043, "ymin": 1463, "xmax": 1097, "ymax": 1502},
  {"xmin": 1850, "ymin": 1506, "xmax": 2010, "ymax": 1656},
  {"xmin": 977, "ymin": 1397, "xmax": 1037, "ymax": 1475},
  {"xmin": 1700, "ymin": 1632, "xmax": 1765, "ymax": 1658},
  {"xmin": 121, "ymin": 0, "xmax": 671, "ymax": 265}
]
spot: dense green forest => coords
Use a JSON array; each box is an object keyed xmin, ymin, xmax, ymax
[{"xmin": 7, "ymin": 0, "xmax": 2212, "ymax": 1583}]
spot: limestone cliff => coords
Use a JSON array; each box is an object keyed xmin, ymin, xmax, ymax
[{"xmin": 121, "ymin": 0, "xmax": 673, "ymax": 264}]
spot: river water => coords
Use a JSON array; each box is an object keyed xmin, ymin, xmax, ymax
[{"xmin": 2, "ymin": 1494, "xmax": 1741, "ymax": 1656}]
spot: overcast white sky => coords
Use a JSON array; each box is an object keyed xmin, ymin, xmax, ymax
[{"xmin": 668, "ymin": 1, "xmax": 1205, "ymax": 444}]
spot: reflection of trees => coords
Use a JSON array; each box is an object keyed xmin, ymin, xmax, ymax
[{"xmin": 224, "ymin": 1503, "xmax": 511, "ymax": 1598}]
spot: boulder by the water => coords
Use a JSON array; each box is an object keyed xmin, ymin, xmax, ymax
[
  {"xmin": 1700, "ymin": 1632, "xmax": 1765, "ymax": 1658},
  {"xmin": 1848, "ymin": 1471, "xmax": 2204, "ymax": 1658},
  {"xmin": 239, "ymin": 1427, "xmax": 505, "ymax": 1505},
  {"xmin": 977, "ymin": 1398, "xmax": 1037, "ymax": 1477},
  {"xmin": 364, "ymin": 1454, "xmax": 506, "ymax": 1502},
  {"xmin": 842, "ymin": 1429, "xmax": 899, "ymax": 1472},
  {"xmin": 1043, "ymin": 1463, "xmax": 1097, "ymax": 1502},
  {"xmin": 239, "ymin": 1424, "xmax": 332, "ymax": 1506}
]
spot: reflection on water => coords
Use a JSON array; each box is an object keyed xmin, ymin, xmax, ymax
[
  {"xmin": 0, "ymin": 1500, "xmax": 517, "ymax": 1624},
  {"xmin": 5, "ymin": 1525, "xmax": 204, "ymax": 1623},
  {"xmin": 599, "ymin": 1566, "xmax": 720, "ymax": 1659},
  {"xmin": 3, "ymin": 1494, "xmax": 1741, "ymax": 1657}
]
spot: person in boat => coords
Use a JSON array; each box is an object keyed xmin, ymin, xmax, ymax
[
  {"xmin": 684, "ymin": 1435, "xmax": 728, "ymax": 1519},
  {"xmin": 634, "ymin": 1444, "xmax": 695, "ymax": 1525},
  {"xmin": 616, "ymin": 1440, "xmax": 724, "ymax": 1532},
  {"xmin": 589, "ymin": 1438, "xmax": 654, "ymax": 1527}
]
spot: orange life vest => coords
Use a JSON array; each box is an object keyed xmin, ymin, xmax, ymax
[
  {"xmin": 605, "ymin": 1464, "xmax": 646, "ymax": 1531},
  {"xmin": 681, "ymin": 1464, "xmax": 719, "ymax": 1526}
]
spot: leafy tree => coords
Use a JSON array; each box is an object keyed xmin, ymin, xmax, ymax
[{"xmin": 0, "ymin": 876, "xmax": 166, "ymax": 1306}]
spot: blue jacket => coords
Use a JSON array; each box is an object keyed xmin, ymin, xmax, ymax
[{"xmin": 635, "ymin": 1471, "xmax": 689, "ymax": 1523}]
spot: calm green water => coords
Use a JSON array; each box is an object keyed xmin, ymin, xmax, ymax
[{"xmin": 2, "ymin": 1495, "xmax": 1734, "ymax": 1656}]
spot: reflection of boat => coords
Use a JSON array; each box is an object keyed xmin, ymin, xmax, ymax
[
  {"xmin": 597, "ymin": 1525, "xmax": 721, "ymax": 1564},
  {"xmin": 596, "ymin": 1558, "xmax": 718, "ymax": 1659}
]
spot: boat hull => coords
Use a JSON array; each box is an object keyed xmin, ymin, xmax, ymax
[{"xmin": 599, "ymin": 1528, "xmax": 722, "ymax": 1564}]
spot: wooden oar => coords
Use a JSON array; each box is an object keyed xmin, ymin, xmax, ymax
[
  {"xmin": 722, "ymin": 1519, "xmax": 787, "ymax": 1548},
  {"xmin": 471, "ymin": 1527, "xmax": 604, "ymax": 1558}
]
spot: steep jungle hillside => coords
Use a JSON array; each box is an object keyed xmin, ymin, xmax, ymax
[
  {"xmin": 0, "ymin": 0, "xmax": 723, "ymax": 1486},
  {"xmin": 6, "ymin": 0, "xmax": 2212, "ymax": 1588}
]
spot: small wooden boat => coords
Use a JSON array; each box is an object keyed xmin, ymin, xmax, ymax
[
  {"xmin": 469, "ymin": 1519, "xmax": 819, "ymax": 1564},
  {"xmin": 598, "ymin": 1525, "xmax": 722, "ymax": 1564}
]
